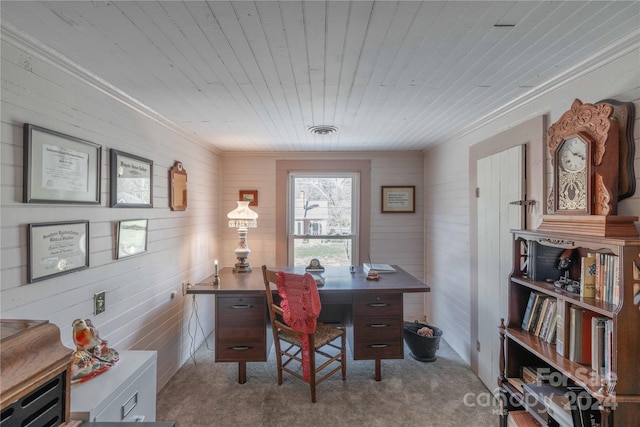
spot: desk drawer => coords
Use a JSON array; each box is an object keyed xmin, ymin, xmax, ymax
[
  {"xmin": 216, "ymin": 338, "xmax": 266, "ymax": 362},
  {"xmin": 216, "ymin": 295, "xmax": 267, "ymax": 363},
  {"xmin": 354, "ymin": 315, "xmax": 402, "ymax": 340},
  {"xmin": 354, "ymin": 294, "xmax": 402, "ymax": 316},
  {"xmin": 353, "ymin": 336, "xmax": 403, "ymax": 360}
]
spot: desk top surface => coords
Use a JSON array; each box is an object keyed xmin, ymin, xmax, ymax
[{"xmin": 187, "ymin": 265, "xmax": 429, "ymax": 294}]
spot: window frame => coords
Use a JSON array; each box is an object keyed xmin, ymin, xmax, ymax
[
  {"xmin": 287, "ymin": 171, "xmax": 359, "ymax": 266},
  {"xmin": 275, "ymin": 160, "xmax": 371, "ymax": 267}
]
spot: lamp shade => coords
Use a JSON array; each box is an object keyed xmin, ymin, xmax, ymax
[{"xmin": 227, "ymin": 200, "xmax": 258, "ymax": 228}]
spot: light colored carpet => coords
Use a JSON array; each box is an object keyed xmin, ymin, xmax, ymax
[{"xmin": 156, "ymin": 335, "xmax": 499, "ymax": 426}]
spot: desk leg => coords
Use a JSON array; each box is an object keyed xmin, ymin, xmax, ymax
[
  {"xmin": 375, "ymin": 359, "xmax": 381, "ymax": 381},
  {"xmin": 238, "ymin": 362, "xmax": 247, "ymax": 384}
]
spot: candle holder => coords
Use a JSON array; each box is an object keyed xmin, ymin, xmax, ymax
[{"xmin": 213, "ymin": 274, "xmax": 220, "ymax": 286}]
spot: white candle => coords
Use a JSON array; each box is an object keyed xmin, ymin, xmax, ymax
[{"xmin": 214, "ymin": 259, "xmax": 218, "ymax": 275}]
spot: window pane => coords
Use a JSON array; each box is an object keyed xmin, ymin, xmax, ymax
[
  {"xmin": 292, "ymin": 176, "xmax": 352, "ymax": 236},
  {"xmin": 293, "ymin": 237, "xmax": 352, "ymax": 267}
]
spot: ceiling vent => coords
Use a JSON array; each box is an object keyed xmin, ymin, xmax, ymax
[{"xmin": 308, "ymin": 125, "xmax": 338, "ymax": 135}]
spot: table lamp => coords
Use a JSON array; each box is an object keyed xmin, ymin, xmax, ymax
[{"xmin": 227, "ymin": 200, "xmax": 258, "ymax": 273}]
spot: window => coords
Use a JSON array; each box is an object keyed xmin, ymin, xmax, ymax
[
  {"xmin": 288, "ymin": 173, "xmax": 358, "ymax": 266},
  {"xmin": 275, "ymin": 160, "xmax": 370, "ymax": 267}
]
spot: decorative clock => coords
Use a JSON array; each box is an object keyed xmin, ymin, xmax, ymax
[
  {"xmin": 540, "ymin": 99, "xmax": 638, "ymax": 237},
  {"xmin": 547, "ymin": 99, "xmax": 619, "ymax": 216}
]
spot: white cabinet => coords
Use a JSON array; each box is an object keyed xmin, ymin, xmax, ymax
[{"xmin": 71, "ymin": 350, "xmax": 157, "ymax": 422}]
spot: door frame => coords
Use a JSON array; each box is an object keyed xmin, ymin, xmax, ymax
[{"xmin": 469, "ymin": 115, "xmax": 546, "ymax": 377}]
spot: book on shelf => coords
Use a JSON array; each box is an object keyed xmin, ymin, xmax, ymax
[
  {"xmin": 534, "ymin": 298, "xmax": 551, "ymax": 336},
  {"xmin": 506, "ymin": 377, "xmax": 525, "ymax": 394},
  {"xmin": 555, "ymin": 302, "xmax": 566, "ymax": 357},
  {"xmin": 569, "ymin": 306, "xmax": 583, "ymax": 362},
  {"xmin": 591, "ymin": 317, "xmax": 607, "ymax": 375},
  {"xmin": 566, "ymin": 386, "xmax": 601, "ymax": 427},
  {"xmin": 528, "ymin": 242, "xmax": 565, "ymax": 282},
  {"xmin": 538, "ymin": 299, "xmax": 557, "ymax": 341},
  {"xmin": 521, "ymin": 291, "xmax": 538, "ymax": 331},
  {"xmin": 363, "ymin": 263, "xmax": 396, "ymax": 274},
  {"xmin": 580, "ymin": 253, "xmax": 596, "ymax": 298},
  {"xmin": 528, "ymin": 294, "xmax": 549, "ymax": 333}
]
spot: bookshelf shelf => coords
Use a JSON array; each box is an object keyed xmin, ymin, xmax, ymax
[
  {"xmin": 510, "ymin": 276, "xmax": 617, "ymax": 317},
  {"xmin": 499, "ymin": 228, "xmax": 640, "ymax": 427}
]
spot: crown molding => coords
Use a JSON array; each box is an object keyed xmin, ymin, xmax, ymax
[{"xmin": 1, "ymin": 23, "xmax": 216, "ymax": 152}]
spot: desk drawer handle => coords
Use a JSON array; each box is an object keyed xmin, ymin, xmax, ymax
[
  {"xmin": 369, "ymin": 344, "xmax": 389, "ymax": 348},
  {"xmin": 231, "ymin": 304, "xmax": 253, "ymax": 309},
  {"xmin": 368, "ymin": 324, "xmax": 390, "ymax": 328},
  {"xmin": 230, "ymin": 346, "xmax": 252, "ymax": 351},
  {"xmin": 121, "ymin": 391, "xmax": 138, "ymax": 419},
  {"xmin": 367, "ymin": 303, "xmax": 389, "ymax": 307}
]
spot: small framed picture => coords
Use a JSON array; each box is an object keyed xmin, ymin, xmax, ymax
[
  {"xmin": 116, "ymin": 219, "xmax": 148, "ymax": 259},
  {"xmin": 23, "ymin": 124, "xmax": 101, "ymax": 204},
  {"xmin": 381, "ymin": 186, "xmax": 415, "ymax": 213},
  {"xmin": 28, "ymin": 220, "xmax": 90, "ymax": 283},
  {"xmin": 239, "ymin": 189, "xmax": 258, "ymax": 206},
  {"xmin": 110, "ymin": 149, "xmax": 153, "ymax": 208}
]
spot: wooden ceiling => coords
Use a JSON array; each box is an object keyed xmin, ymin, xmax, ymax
[{"xmin": 2, "ymin": 1, "xmax": 638, "ymax": 151}]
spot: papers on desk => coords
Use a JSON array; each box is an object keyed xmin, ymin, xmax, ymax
[{"xmin": 363, "ymin": 263, "xmax": 396, "ymax": 274}]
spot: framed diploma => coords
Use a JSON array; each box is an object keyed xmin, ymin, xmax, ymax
[
  {"xmin": 116, "ymin": 219, "xmax": 148, "ymax": 259},
  {"xmin": 110, "ymin": 149, "xmax": 153, "ymax": 208},
  {"xmin": 28, "ymin": 220, "xmax": 90, "ymax": 283},
  {"xmin": 381, "ymin": 185, "xmax": 416, "ymax": 213},
  {"xmin": 23, "ymin": 124, "xmax": 101, "ymax": 204}
]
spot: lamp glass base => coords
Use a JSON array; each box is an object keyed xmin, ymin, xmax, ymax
[{"xmin": 233, "ymin": 262, "xmax": 252, "ymax": 273}]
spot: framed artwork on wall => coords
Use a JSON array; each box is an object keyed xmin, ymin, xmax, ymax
[
  {"xmin": 381, "ymin": 186, "xmax": 415, "ymax": 213},
  {"xmin": 239, "ymin": 189, "xmax": 258, "ymax": 206},
  {"xmin": 116, "ymin": 219, "xmax": 148, "ymax": 259},
  {"xmin": 27, "ymin": 220, "xmax": 90, "ymax": 283},
  {"xmin": 23, "ymin": 123, "xmax": 101, "ymax": 204},
  {"xmin": 110, "ymin": 149, "xmax": 153, "ymax": 208}
]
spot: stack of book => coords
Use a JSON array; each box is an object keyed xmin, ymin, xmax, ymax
[
  {"xmin": 363, "ymin": 263, "xmax": 396, "ymax": 274},
  {"xmin": 521, "ymin": 291, "xmax": 557, "ymax": 343}
]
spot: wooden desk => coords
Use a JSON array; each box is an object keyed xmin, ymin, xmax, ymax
[{"xmin": 187, "ymin": 266, "xmax": 429, "ymax": 383}]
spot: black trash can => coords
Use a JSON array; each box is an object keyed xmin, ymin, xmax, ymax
[{"xmin": 403, "ymin": 321, "xmax": 442, "ymax": 362}]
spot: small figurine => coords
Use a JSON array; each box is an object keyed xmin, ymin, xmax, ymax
[{"xmin": 70, "ymin": 318, "xmax": 119, "ymax": 383}]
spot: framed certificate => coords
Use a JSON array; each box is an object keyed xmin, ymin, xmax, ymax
[
  {"xmin": 381, "ymin": 186, "xmax": 415, "ymax": 213},
  {"xmin": 116, "ymin": 219, "xmax": 148, "ymax": 259},
  {"xmin": 23, "ymin": 124, "xmax": 101, "ymax": 204},
  {"xmin": 28, "ymin": 220, "xmax": 90, "ymax": 283},
  {"xmin": 110, "ymin": 149, "xmax": 153, "ymax": 208}
]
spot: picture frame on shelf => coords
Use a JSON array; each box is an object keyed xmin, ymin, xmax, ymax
[
  {"xmin": 239, "ymin": 189, "xmax": 258, "ymax": 207},
  {"xmin": 116, "ymin": 219, "xmax": 148, "ymax": 259},
  {"xmin": 27, "ymin": 220, "xmax": 90, "ymax": 283},
  {"xmin": 381, "ymin": 185, "xmax": 415, "ymax": 213},
  {"xmin": 110, "ymin": 149, "xmax": 153, "ymax": 208},
  {"xmin": 23, "ymin": 123, "xmax": 101, "ymax": 204}
]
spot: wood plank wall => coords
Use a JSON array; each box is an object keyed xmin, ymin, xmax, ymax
[
  {"xmin": 424, "ymin": 47, "xmax": 640, "ymax": 365},
  {"xmin": 1, "ymin": 33, "xmax": 221, "ymax": 390}
]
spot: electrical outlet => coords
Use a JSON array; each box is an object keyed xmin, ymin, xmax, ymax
[{"xmin": 94, "ymin": 291, "xmax": 106, "ymax": 315}]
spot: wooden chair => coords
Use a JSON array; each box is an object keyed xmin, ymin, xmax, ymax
[{"xmin": 261, "ymin": 265, "xmax": 346, "ymax": 402}]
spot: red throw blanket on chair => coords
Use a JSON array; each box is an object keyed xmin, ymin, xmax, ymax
[{"xmin": 276, "ymin": 271, "xmax": 322, "ymax": 381}]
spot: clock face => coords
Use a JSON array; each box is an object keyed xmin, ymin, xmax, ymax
[
  {"xmin": 558, "ymin": 137, "xmax": 586, "ymax": 172},
  {"xmin": 556, "ymin": 137, "xmax": 588, "ymax": 211}
]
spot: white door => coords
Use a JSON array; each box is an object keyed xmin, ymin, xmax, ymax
[{"xmin": 477, "ymin": 145, "xmax": 524, "ymax": 391}]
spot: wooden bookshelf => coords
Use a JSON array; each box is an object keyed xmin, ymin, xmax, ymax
[{"xmin": 499, "ymin": 228, "xmax": 640, "ymax": 427}]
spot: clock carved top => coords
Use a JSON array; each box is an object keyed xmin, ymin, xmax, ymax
[{"xmin": 547, "ymin": 99, "xmax": 613, "ymax": 166}]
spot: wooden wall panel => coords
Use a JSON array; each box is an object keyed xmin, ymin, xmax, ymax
[{"xmin": 0, "ymin": 36, "xmax": 220, "ymax": 390}]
